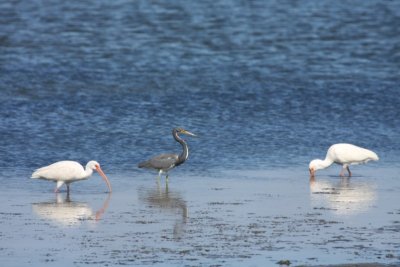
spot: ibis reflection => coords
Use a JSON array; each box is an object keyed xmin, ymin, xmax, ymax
[
  {"xmin": 310, "ymin": 177, "xmax": 376, "ymax": 215},
  {"xmin": 32, "ymin": 193, "xmax": 111, "ymax": 227}
]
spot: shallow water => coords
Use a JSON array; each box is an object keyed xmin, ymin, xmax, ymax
[
  {"xmin": 0, "ymin": 0, "xmax": 400, "ymax": 266},
  {"xmin": 1, "ymin": 167, "xmax": 399, "ymax": 266}
]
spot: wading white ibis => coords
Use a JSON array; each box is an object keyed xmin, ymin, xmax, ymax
[
  {"xmin": 31, "ymin": 160, "xmax": 112, "ymax": 193},
  {"xmin": 309, "ymin": 143, "xmax": 379, "ymax": 178}
]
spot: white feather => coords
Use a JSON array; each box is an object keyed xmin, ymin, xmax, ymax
[{"xmin": 309, "ymin": 143, "xmax": 379, "ymax": 176}]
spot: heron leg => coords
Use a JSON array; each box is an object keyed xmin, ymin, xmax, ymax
[
  {"xmin": 166, "ymin": 173, "xmax": 169, "ymax": 183},
  {"xmin": 55, "ymin": 181, "xmax": 64, "ymax": 193},
  {"xmin": 155, "ymin": 170, "xmax": 162, "ymax": 185},
  {"xmin": 66, "ymin": 183, "xmax": 70, "ymax": 194},
  {"xmin": 346, "ymin": 166, "xmax": 352, "ymax": 177}
]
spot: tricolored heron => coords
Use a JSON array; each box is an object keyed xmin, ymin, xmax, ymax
[{"xmin": 138, "ymin": 127, "xmax": 196, "ymax": 180}]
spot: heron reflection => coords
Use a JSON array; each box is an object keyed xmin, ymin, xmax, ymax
[
  {"xmin": 310, "ymin": 177, "xmax": 376, "ymax": 215},
  {"xmin": 32, "ymin": 193, "xmax": 111, "ymax": 227},
  {"xmin": 138, "ymin": 181, "xmax": 188, "ymax": 239}
]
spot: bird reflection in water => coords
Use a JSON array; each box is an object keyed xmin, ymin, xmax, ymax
[
  {"xmin": 32, "ymin": 193, "xmax": 111, "ymax": 227},
  {"xmin": 309, "ymin": 177, "xmax": 376, "ymax": 215},
  {"xmin": 138, "ymin": 180, "xmax": 188, "ymax": 239}
]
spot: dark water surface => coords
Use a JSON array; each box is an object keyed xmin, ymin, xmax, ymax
[
  {"xmin": 1, "ymin": 0, "xmax": 400, "ymax": 174},
  {"xmin": 0, "ymin": 0, "xmax": 400, "ymax": 266}
]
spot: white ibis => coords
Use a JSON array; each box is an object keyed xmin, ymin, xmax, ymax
[
  {"xmin": 31, "ymin": 160, "xmax": 112, "ymax": 193},
  {"xmin": 309, "ymin": 143, "xmax": 379, "ymax": 178}
]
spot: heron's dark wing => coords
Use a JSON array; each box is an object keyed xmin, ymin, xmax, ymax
[{"xmin": 138, "ymin": 154, "xmax": 178, "ymax": 170}]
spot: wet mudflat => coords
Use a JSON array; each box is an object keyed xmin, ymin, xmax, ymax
[{"xmin": 0, "ymin": 166, "xmax": 398, "ymax": 266}]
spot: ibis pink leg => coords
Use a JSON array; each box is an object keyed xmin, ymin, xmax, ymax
[
  {"xmin": 346, "ymin": 166, "xmax": 352, "ymax": 177},
  {"xmin": 339, "ymin": 167, "xmax": 345, "ymax": 177},
  {"xmin": 55, "ymin": 181, "xmax": 64, "ymax": 193}
]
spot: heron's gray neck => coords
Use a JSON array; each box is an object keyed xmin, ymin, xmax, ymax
[
  {"xmin": 178, "ymin": 141, "xmax": 189, "ymax": 164},
  {"xmin": 173, "ymin": 131, "xmax": 189, "ymax": 166}
]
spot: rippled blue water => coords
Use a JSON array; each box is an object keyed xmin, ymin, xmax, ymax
[{"xmin": 1, "ymin": 0, "xmax": 399, "ymax": 175}]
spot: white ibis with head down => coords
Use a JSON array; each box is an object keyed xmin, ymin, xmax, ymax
[{"xmin": 309, "ymin": 143, "xmax": 379, "ymax": 178}]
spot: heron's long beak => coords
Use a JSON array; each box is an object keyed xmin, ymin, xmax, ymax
[
  {"xmin": 183, "ymin": 130, "xmax": 196, "ymax": 137},
  {"xmin": 96, "ymin": 166, "xmax": 112, "ymax": 192}
]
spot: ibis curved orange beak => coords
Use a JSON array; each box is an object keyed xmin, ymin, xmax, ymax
[
  {"xmin": 96, "ymin": 165, "xmax": 112, "ymax": 192},
  {"xmin": 309, "ymin": 168, "xmax": 315, "ymax": 178}
]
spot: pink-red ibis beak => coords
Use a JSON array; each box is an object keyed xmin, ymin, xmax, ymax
[
  {"xmin": 95, "ymin": 165, "xmax": 112, "ymax": 192},
  {"xmin": 309, "ymin": 168, "xmax": 315, "ymax": 178}
]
